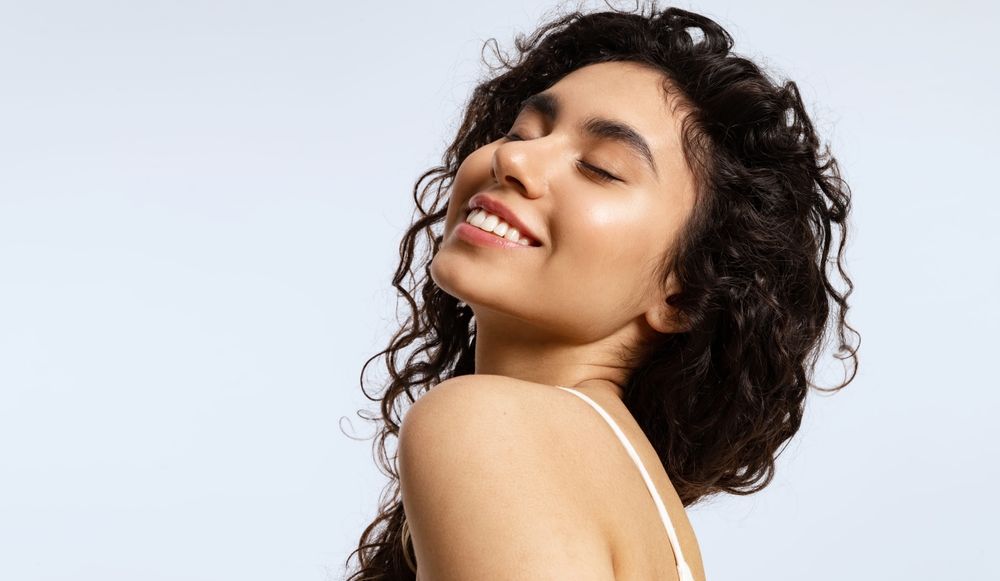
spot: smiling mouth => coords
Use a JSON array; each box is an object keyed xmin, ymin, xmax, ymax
[{"xmin": 463, "ymin": 207, "xmax": 541, "ymax": 246}]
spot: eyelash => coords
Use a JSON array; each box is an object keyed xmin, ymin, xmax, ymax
[{"xmin": 501, "ymin": 131, "xmax": 621, "ymax": 183}]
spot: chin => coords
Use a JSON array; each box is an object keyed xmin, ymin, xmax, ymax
[{"xmin": 429, "ymin": 250, "xmax": 487, "ymax": 307}]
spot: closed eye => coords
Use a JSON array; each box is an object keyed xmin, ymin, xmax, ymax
[
  {"xmin": 502, "ymin": 131, "xmax": 623, "ymax": 184},
  {"xmin": 576, "ymin": 160, "xmax": 620, "ymax": 183}
]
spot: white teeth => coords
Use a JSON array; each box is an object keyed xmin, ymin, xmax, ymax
[
  {"xmin": 465, "ymin": 208, "xmax": 535, "ymax": 246},
  {"xmin": 468, "ymin": 209, "xmax": 488, "ymax": 228},
  {"xmin": 480, "ymin": 214, "xmax": 500, "ymax": 231}
]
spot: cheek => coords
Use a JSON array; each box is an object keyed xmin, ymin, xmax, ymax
[
  {"xmin": 539, "ymin": 202, "xmax": 662, "ymax": 327},
  {"xmin": 563, "ymin": 201, "xmax": 658, "ymax": 273},
  {"xmin": 452, "ymin": 146, "xmax": 495, "ymax": 193},
  {"xmin": 444, "ymin": 147, "xmax": 494, "ymax": 224}
]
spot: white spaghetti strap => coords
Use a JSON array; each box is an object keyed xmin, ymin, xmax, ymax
[{"xmin": 556, "ymin": 386, "xmax": 695, "ymax": 581}]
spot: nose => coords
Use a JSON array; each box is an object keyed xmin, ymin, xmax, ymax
[{"xmin": 490, "ymin": 138, "xmax": 547, "ymax": 199}]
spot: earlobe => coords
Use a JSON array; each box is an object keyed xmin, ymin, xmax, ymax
[
  {"xmin": 643, "ymin": 302, "xmax": 676, "ymax": 335},
  {"xmin": 643, "ymin": 278, "xmax": 687, "ymax": 335}
]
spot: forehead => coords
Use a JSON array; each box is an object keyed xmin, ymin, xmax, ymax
[
  {"xmin": 550, "ymin": 61, "xmax": 671, "ymax": 107},
  {"xmin": 536, "ymin": 61, "xmax": 688, "ymax": 177}
]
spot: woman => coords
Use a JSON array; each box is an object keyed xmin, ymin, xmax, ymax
[{"xmin": 345, "ymin": 4, "xmax": 859, "ymax": 580}]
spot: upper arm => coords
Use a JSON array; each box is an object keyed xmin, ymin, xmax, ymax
[{"xmin": 398, "ymin": 376, "xmax": 616, "ymax": 581}]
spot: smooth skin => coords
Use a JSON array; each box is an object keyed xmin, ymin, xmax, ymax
[{"xmin": 400, "ymin": 61, "xmax": 706, "ymax": 580}]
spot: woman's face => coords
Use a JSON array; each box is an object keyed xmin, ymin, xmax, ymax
[{"xmin": 430, "ymin": 60, "xmax": 697, "ymax": 342}]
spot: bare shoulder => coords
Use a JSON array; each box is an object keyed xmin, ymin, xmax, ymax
[{"xmin": 398, "ymin": 374, "xmax": 616, "ymax": 580}]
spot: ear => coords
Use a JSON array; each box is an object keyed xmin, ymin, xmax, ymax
[
  {"xmin": 642, "ymin": 275, "xmax": 687, "ymax": 334},
  {"xmin": 642, "ymin": 300, "xmax": 676, "ymax": 335}
]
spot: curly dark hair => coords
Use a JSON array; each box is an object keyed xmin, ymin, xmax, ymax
[{"xmin": 340, "ymin": 2, "xmax": 859, "ymax": 579}]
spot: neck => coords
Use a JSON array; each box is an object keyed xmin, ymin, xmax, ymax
[{"xmin": 467, "ymin": 305, "xmax": 653, "ymax": 402}]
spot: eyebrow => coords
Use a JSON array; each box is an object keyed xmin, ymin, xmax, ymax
[{"xmin": 517, "ymin": 91, "xmax": 659, "ymax": 178}]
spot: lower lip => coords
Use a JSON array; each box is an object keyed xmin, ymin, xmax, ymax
[{"xmin": 456, "ymin": 222, "xmax": 536, "ymax": 249}]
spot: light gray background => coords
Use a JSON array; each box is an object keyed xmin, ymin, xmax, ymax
[{"xmin": 1, "ymin": 0, "xmax": 996, "ymax": 579}]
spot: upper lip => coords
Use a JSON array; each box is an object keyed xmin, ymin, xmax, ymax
[{"xmin": 465, "ymin": 193, "xmax": 543, "ymax": 246}]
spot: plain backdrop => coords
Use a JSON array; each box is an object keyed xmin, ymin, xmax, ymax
[{"xmin": 1, "ymin": 0, "xmax": 996, "ymax": 579}]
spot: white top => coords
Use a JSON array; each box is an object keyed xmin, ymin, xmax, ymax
[{"xmin": 556, "ymin": 386, "xmax": 696, "ymax": 581}]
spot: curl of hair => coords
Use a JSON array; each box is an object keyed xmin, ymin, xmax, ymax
[{"xmin": 342, "ymin": 2, "xmax": 859, "ymax": 579}]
